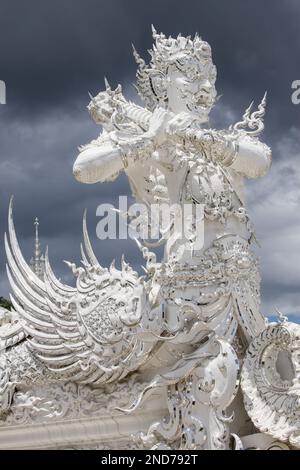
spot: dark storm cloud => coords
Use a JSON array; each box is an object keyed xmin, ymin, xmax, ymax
[
  {"xmin": 0, "ymin": 0, "xmax": 299, "ymax": 132},
  {"xmin": 1, "ymin": 0, "xmax": 300, "ymax": 320},
  {"xmin": 0, "ymin": 100, "xmax": 144, "ymax": 295}
]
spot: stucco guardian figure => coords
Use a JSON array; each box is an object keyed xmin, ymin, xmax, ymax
[{"xmin": 1, "ymin": 27, "xmax": 300, "ymax": 450}]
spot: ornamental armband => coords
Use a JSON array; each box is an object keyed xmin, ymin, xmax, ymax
[
  {"xmin": 213, "ymin": 138, "xmax": 239, "ymax": 167},
  {"xmin": 181, "ymin": 128, "xmax": 239, "ymax": 167},
  {"xmin": 110, "ymin": 133, "xmax": 155, "ymax": 168}
]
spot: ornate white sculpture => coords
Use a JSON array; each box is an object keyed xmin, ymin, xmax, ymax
[
  {"xmin": 0, "ymin": 308, "xmax": 11, "ymax": 327},
  {"xmin": 0, "ymin": 27, "xmax": 299, "ymax": 450}
]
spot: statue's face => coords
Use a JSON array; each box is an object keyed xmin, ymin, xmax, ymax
[{"xmin": 166, "ymin": 59, "xmax": 217, "ymax": 122}]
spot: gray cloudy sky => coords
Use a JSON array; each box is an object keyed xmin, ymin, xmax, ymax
[{"xmin": 0, "ymin": 0, "xmax": 300, "ymax": 321}]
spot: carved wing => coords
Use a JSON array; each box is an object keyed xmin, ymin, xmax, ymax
[{"xmin": 5, "ymin": 199, "xmax": 158, "ymax": 385}]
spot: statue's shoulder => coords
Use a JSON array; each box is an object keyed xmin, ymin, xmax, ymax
[{"xmin": 78, "ymin": 129, "xmax": 112, "ymax": 153}]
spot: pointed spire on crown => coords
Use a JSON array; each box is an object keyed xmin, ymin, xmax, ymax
[{"xmin": 30, "ymin": 217, "xmax": 45, "ymax": 279}]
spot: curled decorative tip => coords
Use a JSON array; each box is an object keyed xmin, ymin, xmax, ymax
[
  {"xmin": 232, "ymin": 95, "xmax": 266, "ymax": 136},
  {"xmin": 109, "ymin": 259, "xmax": 116, "ymax": 271},
  {"xmin": 242, "ymin": 101, "xmax": 253, "ymax": 122},
  {"xmin": 121, "ymin": 253, "xmax": 130, "ymax": 272},
  {"xmin": 259, "ymin": 92, "xmax": 267, "ymax": 111},
  {"xmin": 104, "ymin": 77, "xmax": 111, "ymax": 91},
  {"xmin": 258, "ymin": 93, "xmax": 267, "ymax": 110},
  {"xmin": 133, "ymin": 237, "xmax": 143, "ymax": 251},
  {"xmin": 151, "ymin": 24, "xmax": 157, "ymax": 36},
  {"xmin": 275, "ymin": 307, "xmax": 288, "ymax": 324},
  {"xmin": 132, "ymin": 44, "xmax": 146, "ymax": 69}
]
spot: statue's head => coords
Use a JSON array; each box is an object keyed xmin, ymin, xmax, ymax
[{"xmin": 133, "ymin": 27, "xmax": 217, "ymax": 123}]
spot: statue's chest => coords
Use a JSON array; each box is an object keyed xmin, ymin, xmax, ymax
[
  {"xmin": 173, "ymin": 151, "xmax": 232, "ymax": 204},
  {"xmin": 172, "ymin": 151, "xmax": 246, "ymax": 224},
  {"xmin": 188, "ymin": 158, "xmax": 229, "ymax": 199}
]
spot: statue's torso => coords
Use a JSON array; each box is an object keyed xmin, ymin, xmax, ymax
[
  {"xmin": 126, "ymin": 141, "xmax": 265, "ymax": 341},
  {"xmin": 126, "ymin": 142, "xmax": 252, "ymax": 260}
]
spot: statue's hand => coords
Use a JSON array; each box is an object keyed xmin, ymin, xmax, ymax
[
  {"xmin": 165, "ymin": 112, "xmax": 199, "ymax": 142},
  {"xmin": 146, "ymin": 107, "xmax": 171, "ymax": 146}
]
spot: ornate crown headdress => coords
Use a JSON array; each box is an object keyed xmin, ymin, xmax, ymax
[{"xmin": 133, "ymin": 26, "xmax": 215, "ymax": 110}]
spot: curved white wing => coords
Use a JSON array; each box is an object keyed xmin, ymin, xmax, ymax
[{"xmin": 5, "ymin": 199, "xmax": 156, "ymax": 385}]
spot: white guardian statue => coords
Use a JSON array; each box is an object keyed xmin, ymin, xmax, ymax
[{"xmin": 1, "ymin": 27, "xmax": 300, "ymax": 450}]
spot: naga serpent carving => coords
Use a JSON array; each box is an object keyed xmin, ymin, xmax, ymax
[{"xmin": 1, "ymin": 27, "xmax": 300, "ymax": 450}]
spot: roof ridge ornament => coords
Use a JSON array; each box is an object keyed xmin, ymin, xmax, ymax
[{"xmin": 29, "ymin": 216, "xmax": 45, "ymax": 280}]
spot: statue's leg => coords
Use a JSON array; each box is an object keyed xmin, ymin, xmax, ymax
[{"xmin": 133, "ymin": 334, "xmax": 239, "ymax": 450}]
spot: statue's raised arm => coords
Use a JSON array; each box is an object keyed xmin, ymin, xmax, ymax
[{"xmin": 73, "ymin": 83, "xmax": 170, "ymax": 183}]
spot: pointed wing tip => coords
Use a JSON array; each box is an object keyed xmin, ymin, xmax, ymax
[
  {"xmin": 82, "ymin": 210, "xmax": 101, "ymax": 267},
  {"xmin": 82, "ymin": 209, "xmax": 88, "ymax": 233},
  {"xmin": 8, "ymin": 196, "xmax": 14, "ymax": 217}
]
